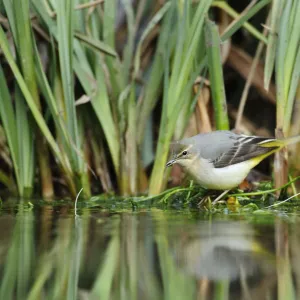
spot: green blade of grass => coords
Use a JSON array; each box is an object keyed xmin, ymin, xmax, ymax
[
  {"xmin": 168, "ymin": 1, "xmax": 189, "ymax": 104},
  {"xmin": 13, "ymin": 0, "xmax": 39, "ymax": 103},
  {"xmin": 220, "ymin": 0, "xmax": 272, "ymax": 42},
  {"xmin": 102, "ymin": 0, "xmax": 125, "ymax": 99},
  {"xmin": 282, "ymin": 0, "xmax": 300, "ymax": 134},
  {"xmin": 103, "ymin": 4, "xmax": 125, "ymax": 101},
  {"xmin": 57, "ymin": 0, "xmax": 81, "ymax": 172},
  {"xmin": 213, "ymin": 1, "xmax": 267, "ymax": 44},
  {"xmin": 122, "ymin": 0, "xmax": 135, "ymax": 83},
  {"xmin": 15, "ymin": 87, "xmax": 34, "ymax": 196},
  {"xmin": 283, "ymin": 0, "xmax": 300, "ymax": 98},
  {"xmin": 264, "ymin": 0, "xmax": 285, "ymax": 90},
  {"xmin": 205, "ymin": 17, "xmax": 229, "ymax": 130},
  {"xmin": 74, "ymin": 32, "xmax": 117, "ymax": 57},
  {"xmin": 283, "ymin": 45, "xmax": 300, "ymax": 134},
  {"xmin": 168, "ymin": 0, "xmax": 212, "ymax": 117},
  {"xmin": 0, "ymin": 65, "xmax": 21, "ymax": 192},
  {"xmin": 2, "ymin": 0, "xmax": 16, "ymax": 39},
  {"xmin": 94, "ymin": 61, "xmax": 120, "ymax": 173},
  {"xmin": 276, "ymin": 0, "xmax": 292, "ymax": 130},
  {"xmin": 103, "ymin": 0, "xmax": 116, "ymax": 48},
  {"xmin": 33, "ymin": 41, "xmax": 69, "ymax": 146},
  {"xmin": 125, "ymin": 85, "xmax": 138, "ymax": 194}
]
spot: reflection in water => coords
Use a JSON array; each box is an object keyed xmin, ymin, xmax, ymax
[
  {"xmin": 0, "ymin": 201, "xmax": 298, "ymax": 299},
  {"xmin": 171, "ymin": 222, "xmax": 277, "ymax": 300},
  {"xmin": 173, "ymin": 222, "xmax": 274, "ymax": 279}
]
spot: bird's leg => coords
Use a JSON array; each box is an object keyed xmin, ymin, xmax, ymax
[
  {"xmin": 197, "ymin": 189, "xmax": 218, "ymax": 207},
  {"xmin": 197, "ymin": 195, "xmax": 210, "ymax": 207},
  {"xmin": 212, "ymin": 189, "xmax": 230, "ymax": 205}
]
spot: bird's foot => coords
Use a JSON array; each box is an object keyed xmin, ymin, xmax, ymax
[{"xmin": 212, "ymin": 190, "xmax": 230, "ymax": 205}]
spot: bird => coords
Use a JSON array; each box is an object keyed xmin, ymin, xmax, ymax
[{"xmin": 166, "ymin": 130, "xmax": 300, "ymax": 190}]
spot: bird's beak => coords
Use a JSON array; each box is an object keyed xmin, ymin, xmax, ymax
[{"xmin": 166, "ymin": 159, "xmax": 176, "ymax": 167}]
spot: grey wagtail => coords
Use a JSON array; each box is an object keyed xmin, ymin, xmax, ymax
[{"xmin": 166, "ymin": 130, "xmax": 300, "ymax": 190}]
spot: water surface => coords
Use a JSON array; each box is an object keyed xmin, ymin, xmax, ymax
[{"xmin": 0, "ymin": 199, "xmax": 299, "ymax": 300}]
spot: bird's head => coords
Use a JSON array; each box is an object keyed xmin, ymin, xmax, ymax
[{"xmin": 166, "ymin": 145, "xmax": 198, "ymax": 168}]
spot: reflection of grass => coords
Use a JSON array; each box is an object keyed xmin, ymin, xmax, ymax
[{"xmin": 0, "ymin": 203, "xmax": 34, "ymax": 299}]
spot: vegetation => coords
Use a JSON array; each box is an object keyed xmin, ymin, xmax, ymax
[{"xmin": 0, "ymin": 0, "xmax": 299, "ymax": 201}]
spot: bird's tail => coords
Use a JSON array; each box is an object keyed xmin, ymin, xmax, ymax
[{"xmin": 260, "ymin": 135, "xmax": 300, "ymax": 148}]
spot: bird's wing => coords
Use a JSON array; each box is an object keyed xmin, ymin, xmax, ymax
[{"xmin": 211, "ymin": 136, "xmax": 279, "ymax": 168}]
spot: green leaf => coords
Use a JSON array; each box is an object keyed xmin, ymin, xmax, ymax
[
  {"xmin": 205, "ymin": 18, "xmax": 229, "ymax": 130},
  {"xmin": 15, "ymin": 87, "xmax": 34, "ymax": 194},
  {"xmin": 220, "ymin": 0, "xmax": 272, "ymax": 42},
  {"xmin": 0, "ymin": 65, "xmax": 20, "ymax": 192},
  {"xmin": 74, "ymin": 32, "xmax": 117, "ymax": 58},
  {"xmin": 57, "ymin": 0, "xmax": 81, "ymax": 171},
  {"xmin": 264, "ymin": 0, "xmax": 285, "ymax": 90}
]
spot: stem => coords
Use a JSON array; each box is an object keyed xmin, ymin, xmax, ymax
[{"xmin": 205, "ymin": 17, "xmax": 229, "ymax": 130}]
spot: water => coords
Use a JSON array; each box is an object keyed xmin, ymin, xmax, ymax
[{"xmin": 0, "ymin": 199, "xmax": 299, "ymax": 300}]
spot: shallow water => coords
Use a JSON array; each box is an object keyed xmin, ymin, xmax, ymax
[{"xmin": 0, "ymin": 199, "xmax": 299, "ymax": 300}]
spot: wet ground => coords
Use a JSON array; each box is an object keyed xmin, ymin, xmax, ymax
[{"xmin": 0, "ymin": 198, "xmax": 299, "ymax": 300}]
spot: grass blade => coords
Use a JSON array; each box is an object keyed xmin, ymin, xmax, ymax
[
  {"xmin": 275, "ymin": 0, "xmax": 292, "ymax": 130},
  {"xmin": 205, "ymin": 18, "xmax": 229, "ymax": 130},
  {"xmin": 213, "ymin": 1, "xmax": 267, "ymax": 44},
  {"xmin": 121, "ymin": 0, "xmax": 135, "ymax": 83},
  {"xmin": 283, "ymin": 45, "xmax": 300, "ymax": 133},
  {"xmin": 221, "ymin": 0, "xmax": 272, "ymax": 42},
  {"xmin": 57, "ymin": 0, "xmax": 81, "ymax": 171},
  {"xmin": 15, "ymin": 87, "xmax": 34, "ymax": 196},
  {"xmin": 74, "ymin": 32, "xmax": 117, "ymax": 57},
  {"xmin": 0, "ymin": 65, "xmax": 20, "ymax": 192},
  {"xmin": 264, "ymin": 0, "xmax": 285, "ymax": 90}
]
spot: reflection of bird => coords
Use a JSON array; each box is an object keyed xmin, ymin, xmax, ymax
[
  {"xmin": 166, "ymin": 130, "xmax": 300, "ymax": 190},
  {"xmin": 172, "ymin": 222, "xmax": 274, "ymax": 281}
]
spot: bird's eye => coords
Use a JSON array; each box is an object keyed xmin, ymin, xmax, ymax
[{"xmin": 182, "ymin": 150, "xmax": 188, "ymax": 156}]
